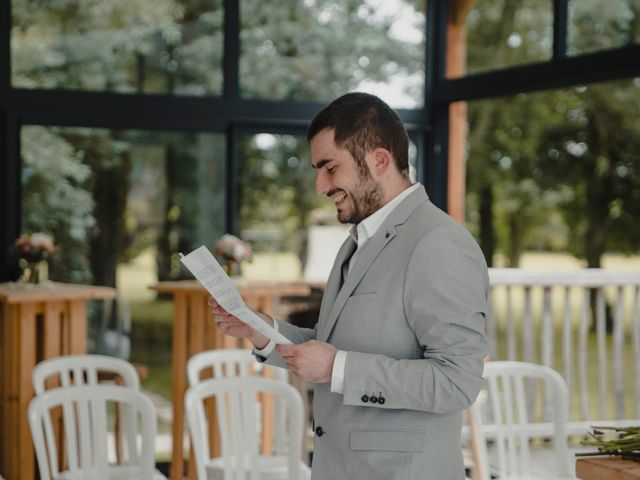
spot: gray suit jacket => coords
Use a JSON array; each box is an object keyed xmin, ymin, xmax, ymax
[{"xmin": 262, "ymin": 185, "xmax": 489, "ymax": 480}]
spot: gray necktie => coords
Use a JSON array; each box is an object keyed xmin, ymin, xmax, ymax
[{"xmin": 340, "ymin": 238, "xmax": 357, "ymax": 288}]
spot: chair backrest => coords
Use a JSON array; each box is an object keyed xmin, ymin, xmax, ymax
[
  {"xmin": 28, "ymin": 384, "xmax": 157, "ymax": 480},
  {"xmin": 33, "ymin": 354, "xmax": 141, "ymax": 462},
  {"xmin": 185, "ymin": 376, "xmax": 304, "ymax": 480},
  {"xmin": 187, "ymin": 348, "xmax": 288, "ymax": 386},
  {"xmin": 187, "ymin": 348, "xmax": 290, "ymax": 455},
  {"xmin": 33, "ymin": 354, "xmax": 140, "ymax": 393},
  {"xmin": 469, "ymin": 361, "xmax": 573, "ymax": 479}
]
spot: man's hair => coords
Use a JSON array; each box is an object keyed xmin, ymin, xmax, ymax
[{"xmin": 307, "ymin": 92, "xmax": 410, "ymax": 176}]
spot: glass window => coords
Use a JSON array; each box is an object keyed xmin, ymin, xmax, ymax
[
  {"xmin": 20, "ymin": 125, "xmax": 226, "ymax": 456},
  {"xmin": 236, "ymin": 131, "xmax": 419, "ymax": 282},
  {"xmin": 239, "ymin": 0, "xmax": 425, "ymax": 109},
  {"xmin": 451, "ymin": 0, "xmax": 553, "ymax": 78},
  {"xmin": 21, "ymin": 126, "xmax": 226, "ymax": 284},
  {"xmin": 568, "ymin": 0, "xmax": 640, "ymax": 55},
  {"xmin": 461, "ymin": 78, "xmax": 640, "ymax": 268},
  {"xmin": 11, "ymin": 0, "xmax": 224, "ymax": 95},
  {"xmin": 236, "ymin": 132, "xmax": 334, "ymax": 281}
]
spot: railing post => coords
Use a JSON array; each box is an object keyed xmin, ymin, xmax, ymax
[{"xmin": 487, "ymin": 268, "xmax": 640, "ymax": 427}]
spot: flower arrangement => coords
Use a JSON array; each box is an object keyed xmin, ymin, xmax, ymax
[
  {"xmin": 13, "ymin": 232, "xmax": 56, "ymax": 284},
  {"xmin": 15, "ymin": 232, "xmax": 57, "ymax": 263},
  {"xmin": 215, "ymin": 234, "xmax": 252, "ymax": 264},
  {"xmin": 577, "ymin": 425, "xmax": 640, "ymax": 461}
]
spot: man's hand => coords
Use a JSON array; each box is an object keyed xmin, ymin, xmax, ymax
[
  {"xmin": 276, "ymin": 340, "xmax": 337, "ymax": 383},
  {"xmin": 208, "ymin": 297, "xmax": 270, "ymax": 349}
]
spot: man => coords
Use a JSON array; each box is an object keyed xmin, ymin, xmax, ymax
[{"xmin": 210, "ymin": 92, "xmax": 489, "ymax": 479}]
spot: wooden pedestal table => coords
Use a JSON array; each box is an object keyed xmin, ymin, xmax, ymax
[
  {"xmin": 153, "ymin": 280, "xmax": 311, "ymax": 480},
  {"xmin": 0, "ymin": 281, "xmax": 116, "ymax": 480},
  {"xmin": 576, "ymin": 457, "xmax": 640, "ymax": 480}
]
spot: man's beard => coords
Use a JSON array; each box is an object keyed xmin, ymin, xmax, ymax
[{"xmin": 337, "ymin": 172, "xmax": 384, "ymax": 224}]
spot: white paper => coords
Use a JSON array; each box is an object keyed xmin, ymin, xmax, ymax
[{"xmin": 179, "ymin": 245, "xmax": 292, "ymax": 345}]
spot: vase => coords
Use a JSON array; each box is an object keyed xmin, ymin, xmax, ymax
[
  {"xmin": 20, "ymin": 260, "xmax": 48, "ymax": 284},
  {"xmin": 223, "ymin": 260, "xmax": 241, "ymax": 277}
]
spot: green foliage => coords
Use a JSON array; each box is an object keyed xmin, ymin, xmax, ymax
[
  {"xmin": 21, "ymin": 126, "xmax": 94, "ymax": 282},
  {"xmin": 465, "ymin": 0, "xmax": 552, "ymax": 75},
  {"xmin": 536, "ymin": 82, "xmax": 640, "ymax": 266},
  {"xmin": 570, "ymin": 0, "xmax": 640, "ymax": 54},
  {"xmin": 239, "ymin": 0, "xmax": 425, "ymax": 102},
  {"xmin": 465, "ymin": 2, "xmax": 640, "ymax": 267}
]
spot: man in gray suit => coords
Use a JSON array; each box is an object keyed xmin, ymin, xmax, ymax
[{"xmin": 210, "ymin": 92, "xmax": 489, "ymax": 479}]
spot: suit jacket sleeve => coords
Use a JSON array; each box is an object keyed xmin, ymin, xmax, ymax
[
  {"xmin": 341, "ymin": 224, "xmax": 490, "ymax": 414},
  {"xmin": 254, "ymin": 320, "xmax": 317, "ymax": 368}
]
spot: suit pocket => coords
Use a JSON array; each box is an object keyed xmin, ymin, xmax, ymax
[
  {"xmin": 350, "ymin": 428, "xmax": 425, "ymax": 452},
  {"xmin": 345, "ymin": 292, "xmax": 377, "ymax": 304},
  {"xmin": 348, "ymin": 429, "xmax": 424, "ymax": 480}
]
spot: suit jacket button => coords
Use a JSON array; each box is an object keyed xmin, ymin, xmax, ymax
[
  {"xmin": 378, "ymin": 396, "xmax": 386, "ymax": 405},
  {"xmin": 370, "ymin": 396, "xmax": 378, "ymax": 404},
  {"xmin": 315, "ymin": 426, "xmax": 324, "ymax": 437},
  {"xmin": 361, "ymin": 394, "xmax": 369, "ymax": 403}
]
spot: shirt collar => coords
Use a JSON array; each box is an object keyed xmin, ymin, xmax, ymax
[{"xmin": 350, "ymin": 183, "xmax": 420, "ymax": 249}]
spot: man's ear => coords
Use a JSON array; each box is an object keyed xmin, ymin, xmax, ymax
[{"xmin": 368, "ymin": 147, "xmax": 393, "ymax": 177}]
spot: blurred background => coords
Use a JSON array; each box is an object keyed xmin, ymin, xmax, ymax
[{"xmin": 1, "ymin": 0, "xmax": 638, "ymax": 461}]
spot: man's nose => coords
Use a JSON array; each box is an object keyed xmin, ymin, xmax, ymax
[{"xmin": 315, "ymin": 172, "xmax": 329, "ymax": 196}]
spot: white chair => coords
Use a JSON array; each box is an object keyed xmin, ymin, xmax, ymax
[
  {"xmin": 185, "ymin": 376, "xmax": 311, "ymax": 480},
  {"xmin": 33, "ymin": 354, "xmax": 141, "ymax": 462},
  {"xmin": 188, "ymin": 349, "xmax": 299, "ymax": 456},
  {"xmin": 33, "ymin": 354, "xmax": 140, "ymax": 390},
  {"xmin": 469, "ymin": 361, "xmax": 577, "ymax": 480},
  {"xmin": 28, "ymin": 384, "xmax": 165, "ymax": 480},
  {"xmin": 187, "ymin": 349, "xmax": 288, "ymax": 386}
]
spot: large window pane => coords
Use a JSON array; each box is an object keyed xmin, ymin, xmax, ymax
[
  {"xmin": 569, "ymin": 0, "xmax": 640, "ymax": 56},
  {"xmin": 11, "ymin": 0, "xmax": 224, "ymax": 95},
  {"xmin": 20, "ymin": 125, "xmax": 226, "ymax": 457},
  {"xmin": 239, "ymin": 0, "xmax": 425, "ymax": 109},
  {"xmin": 236, "ymin": 132, "xmax": 337, "ymax": 281},
  {"xmin": 462, "ymin": 79, "xmax": 640, "ymax": 418},
  {"xmin": 236, "ymin": 131, "xmax": 419, "ymax": 282},
  {"xmin": 452, "ymin": 0, "xmax": 553, "ymax": 78},
  {"xmin": 462, "ymin": 78, "xmax": 640, "ymax": 268}
]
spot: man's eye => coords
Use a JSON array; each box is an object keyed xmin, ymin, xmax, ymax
[{"xmin": 327, "ymin": 166, "xmax": 336, "ymax": 173}]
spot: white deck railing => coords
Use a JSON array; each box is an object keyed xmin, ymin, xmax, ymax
[{"xmin": 487, "ymin": 269, "xmax": 640, "ymax": 432}]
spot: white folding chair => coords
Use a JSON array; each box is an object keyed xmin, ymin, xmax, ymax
[
  {"xmin": 28, "ymin": 384, "xmax": 165, "ymax": 480},
  {"xmin": 469, "ymin": 361, "xmax": 577, "ymax": 480},
  {"xmin": 33, "ymin": 354, "xmax": 141, "ymax": 463},
  {"xmin": 185, "ymin": 376, "xmax": 311, "ymax": 480}
]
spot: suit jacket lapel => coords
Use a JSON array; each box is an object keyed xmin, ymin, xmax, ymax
[
  {"xmin": 318, "ymin": 186, "xmax": 429, "ymax": 342},
  {"xmin": 316, "ymin": 235, "xmax": 356, "ymax": 334}
]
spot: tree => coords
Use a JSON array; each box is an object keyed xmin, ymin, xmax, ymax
[
  {"xmin": 465, "ymin": 0, "xmax": 552, "ymax": 265},
  {"xmin": 537, "ymin": 82, "xmax": 640, "ymax": 269},
  {"xmin": 464, "ymin": 0, "xmax": 639, "ymax": 269},
  {"xmin": 20, "ymin": 127, "xmax": 94, "ymax": 283}
]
